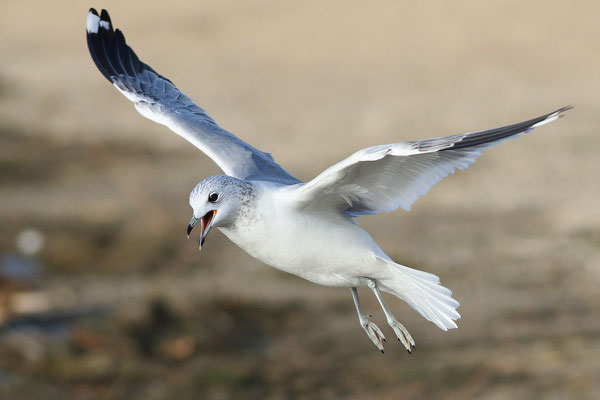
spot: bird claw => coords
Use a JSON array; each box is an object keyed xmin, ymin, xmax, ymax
[
  {"xmin": 360, "ymin": 317, "xmax": 386, "ymax": 353},
  {"xmin": 388, "ymin": 319, "xmax": 415, "ymax": 353}
]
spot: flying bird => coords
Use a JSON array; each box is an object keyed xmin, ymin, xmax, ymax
[{"xmin": 86, "ymin": 8, "xmax": 571, "ymax": 353}]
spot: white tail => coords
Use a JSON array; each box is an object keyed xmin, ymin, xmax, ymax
[{"xmin": 375, "ymin": 256, "xmax": 460, "ymax": 330}]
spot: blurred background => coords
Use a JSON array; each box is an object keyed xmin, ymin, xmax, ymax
[{"xmin": 1, "ymin": 1, "xmax": 599, "ymax": 399}]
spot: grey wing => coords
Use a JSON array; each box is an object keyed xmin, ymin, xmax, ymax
[
  {"xmin": 289, "ymin": 106, "xmax": 571, "ymax": 215},
  {"xmin": 86, "ymin": 9, "xmax": 300, "ymax": 185}
]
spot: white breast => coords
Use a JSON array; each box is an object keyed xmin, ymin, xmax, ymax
[{"xmin": 218, "ymin": 186, "xmax": 386, "ymax": 287}]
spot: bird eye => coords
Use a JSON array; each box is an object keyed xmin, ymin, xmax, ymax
[{"xmin": 208, "ymin": 192, "xmax": 219, "ymax": 203}]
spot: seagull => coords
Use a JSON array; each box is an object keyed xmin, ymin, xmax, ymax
[{"xmin": 86, "ymin": 8, "xmax": 571, "ymax": 353}]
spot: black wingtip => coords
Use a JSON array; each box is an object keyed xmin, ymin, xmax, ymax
[
  {"xmin": 442, "ymin": 105, "xmax": 574, "ymax": 151},
  {"xmin": 86, "ymin": 8, "xmax": 116, "ymax": 82},
  {"xmin": 100, "ymin": 9, "xmax": 112, "ymax": 26},
  {"xmin": 87, "ymin": 8, "xmax": 174, "ymax": 89},
  {"xmin": 554, "ymin": 105, "xmax": 573, "ymax": 119},
  {"xmin": 558, "ymin": 105, "xmax": 574, "ymax": 114}
]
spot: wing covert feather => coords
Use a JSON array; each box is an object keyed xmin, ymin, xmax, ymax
[
  {"xmin": 86, "ymin": 9, "xmax": 299, "ymax": 184},
  {"xmin": 289, "ymin": 107, "xmax": 571, "ymax": 215}
]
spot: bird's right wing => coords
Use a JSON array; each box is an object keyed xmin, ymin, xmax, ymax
[
  {"xmin": 86, "ymin": 9, "xmax": 300, "ymax": 185},
  {"xmin": 287, "ymin": 107, "xmax": 571, "ymax": 216}
]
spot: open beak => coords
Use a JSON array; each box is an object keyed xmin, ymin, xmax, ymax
[{"xmin": 187, "ymin": 210, "xmax": 217, "ymax": 250}]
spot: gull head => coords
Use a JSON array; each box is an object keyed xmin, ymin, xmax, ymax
[{"xmin": 187, "ymin": 175, "xmax": 249, "ymax": 250}]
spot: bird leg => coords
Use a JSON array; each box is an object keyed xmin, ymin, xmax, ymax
[
  {"xmin": 366, "ymin": 278, "xmax": 416, "ymax": 353},
  {"xmin": 350, "ymin": 287, "xmax": 386, "ymax": 353}
]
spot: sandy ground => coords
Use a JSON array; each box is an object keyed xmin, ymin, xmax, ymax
[{"xmin": 1, "ymin": 1, "xmax": 599, "ymax": 399}]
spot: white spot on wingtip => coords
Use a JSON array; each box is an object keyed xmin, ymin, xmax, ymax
[
  {"xmin": 86, "ymin": 12, "xmax": 100, "ymax": 33},
  {"xmin": 531, "ymin": 114, "xmax": 560, "ymax": 128},
  {"xmin": 99, "ymin": 20, "xmax": 111, "ymax": 30}
]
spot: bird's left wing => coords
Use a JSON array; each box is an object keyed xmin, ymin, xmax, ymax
[
  {"xmin": 287, "ymin": 107, "xmax": 571, "ymax": 216},
  {"xmin": 86, "ymin": 9, "xmax": 299, "ymax": 184}
]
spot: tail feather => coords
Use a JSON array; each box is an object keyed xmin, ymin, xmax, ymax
[{"xmin": 376, "ymin": 256, "xmax": 460, "ymax": 331}]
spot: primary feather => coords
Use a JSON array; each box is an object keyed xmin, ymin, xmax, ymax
[
  {"xmin": 290, "ymin": 106, "xmax": 571, "ymax": 215},
  {"xmin": 86, "ymin": 9, "xmax": 299, "ymax": 185}
]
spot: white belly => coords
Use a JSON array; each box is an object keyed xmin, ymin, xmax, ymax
[{"xmin": 219, "ymin": 200, "xmax": 386, "ymax": 287}]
